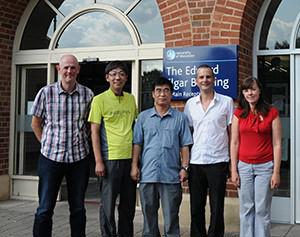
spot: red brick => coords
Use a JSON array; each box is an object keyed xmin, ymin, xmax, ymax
[
  {"xmin": 193, "ymin": 40, "xmax": 210, "ymax": 46},
  {"xmin": 166, "ymin": 33, "xmax": 183, "ymax": 41},
  {"xmin": 215, "ymin": 6, "xmax": 234, "ymax": 15},
  {"xmin": 223, "ymin": 15, "xmax": 242, "ymax": 24},
  {"xmin": 227, "ymin": 0, "xmax": 246, "ymax": 10},
  {"xmin": 161, "ymin": 4, "xmax": 178, "ymax": 16},
  {"xmin": 212, "ymin": 22, "xmax": 231, "ymax": 30},
  {"xmin": 164, "ymin": 18, "xmax": 181, "ymax": 28},
  {"xmin": 221, "ymin": 30, "xmax": 240, "ymax": 38},
  {"xmin": 211, "ymin": 30, "xmax": 220, "ymax": 37},
  {"xmin": 231, "ymin": 24, "xmax": 240, "ymax": 31},
  {"xmin": 216, "ymin": 0, "xmax": 226, "ymax": 5},
  {"xmin": 230, "ymin": 38, "xmax": 240, "ymax": 44},
  {"xmin": 183, "ymin": 32, "xmax": 192, "ymax": 38},
  {"xmin": 166, "ymin": 0, "xmax": 179, "ymax": 6},
  {"xmin": 206, "ymin": 1, "xmax": 216, "ymax": 7},
  {"xmin": 174, "ymin": 39, "xmax": 192, "ymax": 46},
  {"xmin": 170, "ymin": 10, "xmax": 188, "ymax": 19},
  {"xmin": 178, "ymin": 1, "xmax": 186, "ymax": 9},
  {"xmin": 173, "ymin": 24, "xmax": 191, "ymax": 33},
  {"xmin": 210, "ymin": 38, "xmax": 229, "ymax": 44},
  {"xmin": 203, "ymin": 7, "xmax": 214, "ymax": 14},
  {"xmin": 192, "ymin": 14, "xmax": 211, "ymax": 21},
  {"xmin": 181, "ymin": 16, "xmax": 190, "ymax": 24},
  {"xmin": 188, "ymin": 2, "xmax": 196, "ymax": 8}
]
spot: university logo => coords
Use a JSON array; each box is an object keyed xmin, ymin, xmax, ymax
[{"xmin": 166, "ymin": 49, "xmax": 176, "ymax": 61}]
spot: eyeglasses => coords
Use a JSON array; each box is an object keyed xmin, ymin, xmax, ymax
[{"xmin": 108, "ymin": 71, "xmax": 126, "ymax": 78}]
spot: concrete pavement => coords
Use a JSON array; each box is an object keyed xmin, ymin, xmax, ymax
[{"xmin": 0, "ymin": 199, "xmax": 299, "ymax": 237}]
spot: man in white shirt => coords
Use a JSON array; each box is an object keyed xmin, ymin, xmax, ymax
[{"xmin": 184, "ymin": 64, "xmax": 234, "ymax": 237}]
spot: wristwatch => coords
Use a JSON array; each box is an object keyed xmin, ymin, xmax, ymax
[{"xmin": 181, "ymin": 165, "xmax": 189, "ymax": 172}]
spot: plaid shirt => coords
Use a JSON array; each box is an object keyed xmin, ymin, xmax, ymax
[{"xmin": 31, "ymin": 82, "xmax": 94, "ymax": 163}]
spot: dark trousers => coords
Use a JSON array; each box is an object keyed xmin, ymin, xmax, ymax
[
  {"xmin": 189, "ymin": 162, "xmax": 228, "ymax": 237},
  {"xmin": 33, "ymin": 154, "xmax": 90, "ymax": 237},
  {"xmin": 99, "ymin": 160, "xmax": 137, "ymax": 237}
]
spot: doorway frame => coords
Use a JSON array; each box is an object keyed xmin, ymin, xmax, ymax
[{"xmin": 252, "ymin": 0, "xmax": 300, "ymax": 224}]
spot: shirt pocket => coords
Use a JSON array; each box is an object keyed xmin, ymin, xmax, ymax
[{"xmin": 162, "ymin": 128, "xmax": 176, "ymax": 149}]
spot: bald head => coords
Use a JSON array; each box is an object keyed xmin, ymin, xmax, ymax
[
  {"xmin": 59, "ymin": 54, "xmax": 79, "ymax": 66},
  {"xmin": 56, "ymin": 54, "xmax": 80, "ymax": 92}
]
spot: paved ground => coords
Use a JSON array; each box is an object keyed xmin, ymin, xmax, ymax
[{"xmin": 0, "ymin": 199, "xmax": 300, "ymax": 237}]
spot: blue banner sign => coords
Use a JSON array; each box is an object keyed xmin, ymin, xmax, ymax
[{"xmin": 163, "ymin": 45, "xmax": 238, "ymax": 100}]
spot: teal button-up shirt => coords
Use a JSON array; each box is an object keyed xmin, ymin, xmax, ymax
[{"xmin": 133, "ymin": 107, "xmax": 193, "ymax": 184}]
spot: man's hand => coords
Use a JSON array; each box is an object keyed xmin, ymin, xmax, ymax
[
  {"xmin": 179, "ymin": 169, "xmax": 188, "ymax": 183},
  {"xmin": 130, "ymin": 165, "xmax": 140, "ymax": 181}
]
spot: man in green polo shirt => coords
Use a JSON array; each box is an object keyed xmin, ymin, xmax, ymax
[{"xmin": 88, "ymin": 61, "xmax": 137, "ymax": 237}]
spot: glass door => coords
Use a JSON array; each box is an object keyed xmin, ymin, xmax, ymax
[
  {"xmin": 295, "ymin": 55, "xmax": 300, "ymax": 223},
  {"xmin": 14, "ymin": 66, "xmax": 47, "ymax": 175},
  {"xmin": 258, "ymin": 55, "xmax": 291, "ymax": 223},
  {"xmin": 12, "ymin": 66, "xmax": 47, "ymax": 199}
]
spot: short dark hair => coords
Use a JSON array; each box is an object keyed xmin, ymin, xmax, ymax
[
  {"xmin": 105, "ymin": 61, "xmax": 128, "ymax": 75},
  {"xmin": 197, "ymin": 64, "xmax": 215, "ymax": 77},
  {"xmin": 151, "ymin": 77, "xmax": 173, "ymax": 92}
]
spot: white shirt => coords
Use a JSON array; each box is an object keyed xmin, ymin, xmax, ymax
[{"xmin": 184, "ymin": 92, "xmax": 234, "ymax": 164}]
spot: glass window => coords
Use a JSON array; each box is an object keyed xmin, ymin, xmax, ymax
[
  {"xmin": 56, "ymin": 11, "xmax": 133, "ymax": 48},
  {"xmin": 258, "ymin": 55, "xmax": 290, "ymax": 197},
  {"xmin": 128, "ymin": 0, "xmax": 164, "ymax": 43},
  {"xmin": 296, "ymin": 27, "xmax": 300, "ymax": 48},
  {"xmin": 259, "ymin": 0, "xmax": 300, "ymax": 50},
  {"xmin": 21, "ymin": 0, "xmax": 164, "ymax": 49},
  {"xmin": 20, "ymin": 0, "xmax": 53, "ymax": 49},
  {"xmin": 49, "ymin": 0, "xmax": 93, "ymax": 16},
  {"xmin": 140, "ymin": 60, "xmax": 163, "ymax": 111},
  {"xmin": 47, "ymin": 0, "xmax": 94, "ymax": 41},
  {"xmin": 47, "ymin": 14, "xmax": 64, "ymax": 40},
  {"xmin": 97, "ymin": 0, "xmax": 134, "ymax": 11}
]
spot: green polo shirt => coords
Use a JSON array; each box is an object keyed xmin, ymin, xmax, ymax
[{"xmin": 88, "ymin": 88, "xmax": 137, "ymax": 160}]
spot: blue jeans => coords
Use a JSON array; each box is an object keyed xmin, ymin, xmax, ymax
[
  {"xmin": 33, "ymin": 154, "xmax": 90, "ymax": 237},
  {"xmin": 139, "ymin": 183, "xmax": 182, "ymax": 237},
  {"xmin": 238, "ymin": 160, "xmax": 273, "ymax": 237}
]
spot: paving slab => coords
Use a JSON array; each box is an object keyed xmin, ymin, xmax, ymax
[{"xmin": 0, "ymin": 199, "xmax": 299, "ymax": 237}]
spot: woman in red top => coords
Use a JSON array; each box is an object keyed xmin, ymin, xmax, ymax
[{"xmin": 230, "ymin": 77, "xmax": 282, "ymax": 237}]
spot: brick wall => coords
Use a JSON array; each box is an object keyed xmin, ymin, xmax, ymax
[
  {"xmin": 157, "ymin": 0, "xmax": 265, "ymax": 197},
  {"xmin": 158, "ymin": 0, "xmax": 264, "ymax": 83},
  {"xmin": 0, "ymin": 0, "xmax": 29, "ymax": 175}
]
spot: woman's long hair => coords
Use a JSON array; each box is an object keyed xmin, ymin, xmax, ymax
[{"xmin": 238, "ymin": 77, "xmax": 270, "ymax": 118}]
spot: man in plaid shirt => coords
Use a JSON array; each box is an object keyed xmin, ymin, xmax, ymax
[{"xmin": 31, "ymin": 54, "xmax": 94, "ymax": 237}]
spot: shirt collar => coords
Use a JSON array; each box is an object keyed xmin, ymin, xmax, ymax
[
  {"xmin": 57, "ymin": 81, "xmax": 79, "ymax": 95},
  {"xmin": 196, "ymin": 91, "xmax": 219, "ymax": 104},
  {"xmin": 108, "ymin": 88, "xmax": 124, "ymax": 96},
  {"xmin": 150, "ymin": 107, "xmax": 173, "ymax": 118}
]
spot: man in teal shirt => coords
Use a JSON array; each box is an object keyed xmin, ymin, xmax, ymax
[
  {"xmin": 88, "ymin": 61, "xmax": 137, "ymax": 237},
  {"xmin": 131, "ymin": 77, "xmax": 193, "ymax": 237}
]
